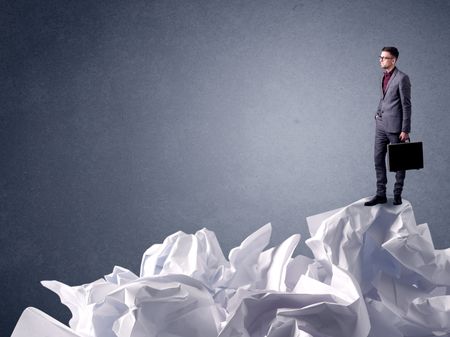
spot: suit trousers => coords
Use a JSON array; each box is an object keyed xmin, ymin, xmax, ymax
[{"xmin": 374, "ymin": 118, "xmax": 406, "ymax": 197}]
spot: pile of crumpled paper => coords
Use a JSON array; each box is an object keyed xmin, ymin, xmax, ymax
[{"xmin": 11, "ymin": 198, "xmax": 450, "ymax": 337}]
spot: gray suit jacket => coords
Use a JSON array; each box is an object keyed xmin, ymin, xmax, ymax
[{"xmin": 376, "ymin": 67, "xmax": 411, "ymax": 133}]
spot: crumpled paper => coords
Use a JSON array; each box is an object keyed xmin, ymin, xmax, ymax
[
  {"xmin": 306, "ymin": 198, "xmax": 450, "ymax": 337},
  {"xmin": 11, "ymin": 198, "xmax": 450, "ymax": 337}
]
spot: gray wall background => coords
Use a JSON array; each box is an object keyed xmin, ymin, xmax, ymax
[{"xmin": 2, "ymin": 0, "xmax": 450, "ymax": 335}]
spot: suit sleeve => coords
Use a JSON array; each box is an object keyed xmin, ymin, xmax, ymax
[{"xmin": 399, "ymin": 75, "xmax": 412, "ymax": 133}]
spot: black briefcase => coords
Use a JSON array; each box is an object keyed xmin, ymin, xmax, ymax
[{"xmin": 388, "ymin": 141, "xmax": 424, "ymax": 172}]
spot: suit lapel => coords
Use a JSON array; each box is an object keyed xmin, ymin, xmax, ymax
[
  {"xmin": 380, "ymin": 74, "xmax": 384, "ymax": 96},
  {"xmin": 383, "ymin": 68, "xmax": 398, "ymax": 98}
]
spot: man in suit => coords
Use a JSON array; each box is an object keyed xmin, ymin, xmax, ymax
[{"xmin": 365, "ymin": 46, "xmax": 411, "ymax": 206}]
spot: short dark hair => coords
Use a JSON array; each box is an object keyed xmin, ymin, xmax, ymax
[{"xmin": 382, "ymin": 46, "xmax": 399, "ymax": 59}]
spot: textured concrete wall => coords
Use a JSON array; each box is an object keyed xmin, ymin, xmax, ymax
[{"xmin": 2, "ymin": 0, "xmax": 450, "ymax": 335}]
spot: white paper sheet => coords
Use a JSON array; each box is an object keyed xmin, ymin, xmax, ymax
[
  {"xmin": 11, "ymin": 307, "xmax": 82, "ymax": 337},
  {"xmin": 11, "ymin": 197, "xmax": 450, "ymax": 337}
]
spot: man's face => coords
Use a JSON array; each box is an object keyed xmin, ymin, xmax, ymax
[{"xmin": 379, "ymin": 51, "xmax": 396, "ymax": 70}]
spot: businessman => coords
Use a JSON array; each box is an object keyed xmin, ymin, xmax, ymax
[{"xmin": 365, "ymin": 46, "xmax": 411, "ymax": 206}]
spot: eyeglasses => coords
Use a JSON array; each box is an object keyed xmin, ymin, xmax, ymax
[{"xmin": 379, "ymin": 56, "xmax": 394, "ymax": 60}]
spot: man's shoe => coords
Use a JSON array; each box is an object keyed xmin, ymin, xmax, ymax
[
  {"xmin": 393, "ymin": 195, "xmax": 402, "ymax": 205},
  {"xmin": 364, "ymin": 195, "xmax": 387, "ymax": 206}
]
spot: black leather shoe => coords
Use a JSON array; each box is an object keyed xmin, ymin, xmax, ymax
[
  {"xmin": 364, "ymin": 195, "xmax": 387, "ymax": 206},
  {"xmin": 393, "ymin": 195, "xmax": 402, "ymax": 205}
]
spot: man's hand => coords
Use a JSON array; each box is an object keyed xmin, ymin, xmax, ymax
[{"xmin": 399, "ymin": 132, "xmax": 409, "ymax": 142}]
